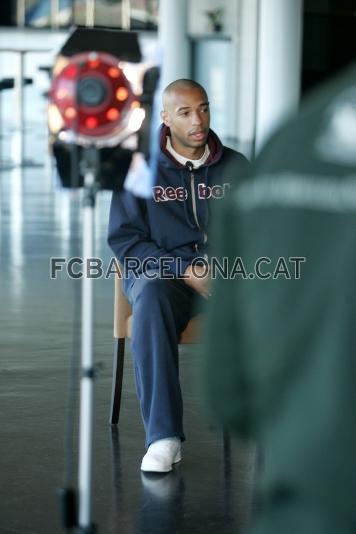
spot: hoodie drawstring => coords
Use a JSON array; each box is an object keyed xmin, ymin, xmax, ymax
[
  {"xmin": 201, "ymin": 166, "xmax": 210, "ymax": 229},
  {"xmin": 181, "ymin": 163, "xmax": 210, "ymax": 237},
  {"xmin": 181, "ymin": 167, "xmax": 196, "ymax": 229}
]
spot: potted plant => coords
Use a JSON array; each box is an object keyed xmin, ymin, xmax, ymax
[{"xmin": 205, "ymin": 7, "xmax": 224, "ymax": 33}]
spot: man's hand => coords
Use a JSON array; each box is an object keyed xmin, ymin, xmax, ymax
[{"xmin": 183, "ymin": 264, "xmax": 211, "ymax": 299}]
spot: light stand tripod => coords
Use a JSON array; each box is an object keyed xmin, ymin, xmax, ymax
[
  {"xmin": 50, "ymin": 32, "xmax": 160, "ymax": 533},
  {"xmin": 77, "ymin": 146, "xmax": 99, "ymax": 533}
]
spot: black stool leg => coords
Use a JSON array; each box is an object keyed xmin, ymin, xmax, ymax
[{"xmin": 109, "ymin": 338, "xmax": 125, "ymax": 425}]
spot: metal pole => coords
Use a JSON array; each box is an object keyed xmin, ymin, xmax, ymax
[
  {"xmin": 255, "ymin": 0, "xmax": 303, "ymax": 153},
  {"xmin": 71, "ymin": 0, "xmax": 75, "ymax": 26},
  {"xmin": 158, "ymin": 0, "xmax": 189, "ymax": 89},
  {"xmin": 16, "ymin": 0, "xmax": 26, "ymax": 27},
  {"xmin": 78, "ymin": 169, "xmax": 96, "ymax": 533},
  {"xmin": 13, "ymin": 51, "xmax": 25, "ymax": 166},
  {"xmin": 51, "ymin": 0, "xmax": 60, "ymax": 29},
  {"xmin": 121, "ymin": 0, "xmax": 131, "ymax": 30},
  {"xmin": 86, "ymin": 0, "xmax": 96, "ymax": 27}
]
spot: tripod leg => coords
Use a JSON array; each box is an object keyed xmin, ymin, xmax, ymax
[{"xmin": 109, "ymin": 337, "xmax": 125, "ymax": 425}]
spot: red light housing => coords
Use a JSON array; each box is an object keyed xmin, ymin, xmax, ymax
[{"xmin": 49, "ymin": 51, "xmax": 136, "ymax": 142}]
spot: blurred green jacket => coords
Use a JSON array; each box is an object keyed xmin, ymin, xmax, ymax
[{"xmin": 203, "ymin": 62, "xmax": 356, "ymax": 533}]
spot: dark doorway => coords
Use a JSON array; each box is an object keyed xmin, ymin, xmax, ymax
[{"xmin": 302, "ymin": 0, "xmax": 356, "ymax": 94}]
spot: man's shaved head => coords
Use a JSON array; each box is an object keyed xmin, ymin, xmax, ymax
[
  {"xmin": 162, "ymin": 79, "xmax": 208, "ymax": 110},
  {"xmin": 160, "ymin": 79, "xmax": 210, "ymax": 159}
]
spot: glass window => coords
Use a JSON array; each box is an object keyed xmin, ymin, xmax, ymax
[
  {"xmin": 25, "ymin": 0, "xmax": 73, "ymax": 27},
  {"xmin": 24, "ymin": 0, "xmax": 159, "ymax": 30}
]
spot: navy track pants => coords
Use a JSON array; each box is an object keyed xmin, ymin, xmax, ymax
[{"xmin": 125, "ymin": 274, "xmax": 199, "ymax": 448}]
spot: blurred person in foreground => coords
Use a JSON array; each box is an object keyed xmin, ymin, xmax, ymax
[{"xmin": 203, "ymin": 62, "xmax": 356, "ymax": 533}]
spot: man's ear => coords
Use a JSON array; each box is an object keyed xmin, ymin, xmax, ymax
[{"xmin": 160, "ymin": 109, "xmax": 170, "ymax": 127}]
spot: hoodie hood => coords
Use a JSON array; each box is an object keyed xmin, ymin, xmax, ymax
[{"xmin": 159, "ymin": 124, "xmax": 224, "ymax": 168}]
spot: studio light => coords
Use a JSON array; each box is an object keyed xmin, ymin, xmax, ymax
[
  {"xmin": 48, "ymin": 28, "xmax": 159, "ymax": 191},
  {"xmin": 49, "ymin": 51, "xmax": 145, "ymax": 147}
]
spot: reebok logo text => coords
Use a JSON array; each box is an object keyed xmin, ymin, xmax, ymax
[{"xmin": 152, "ymin": 183, "xmax": 230, "ymax": 202}]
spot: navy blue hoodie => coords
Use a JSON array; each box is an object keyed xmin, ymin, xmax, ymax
[{"xmin": 108, "ymin": 125, "xmax": 248, "ymax": 289}]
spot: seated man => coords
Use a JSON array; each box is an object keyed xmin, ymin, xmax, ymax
[{"xmin": 108, "ymin": 78, "xmax": 248, "ymax": 472}]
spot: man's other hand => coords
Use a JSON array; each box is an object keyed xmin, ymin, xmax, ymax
[{"xmin": 183, "ymin": 264, "xmax": 211, "ymax": 299}]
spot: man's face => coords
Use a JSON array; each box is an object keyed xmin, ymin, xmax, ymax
[{"xmin": 161, "ymin": 86, "xmax": 210, "ymax": 157}]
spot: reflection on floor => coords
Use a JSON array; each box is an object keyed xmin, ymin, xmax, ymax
[{"xmin": 0, "ymin": 87, "xmax": 256, "ymax": 534}]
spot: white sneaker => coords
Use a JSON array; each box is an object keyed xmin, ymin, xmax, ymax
[{"xmin": 141, "ymin": 437, "xmax": 182, "ymax": 473}]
